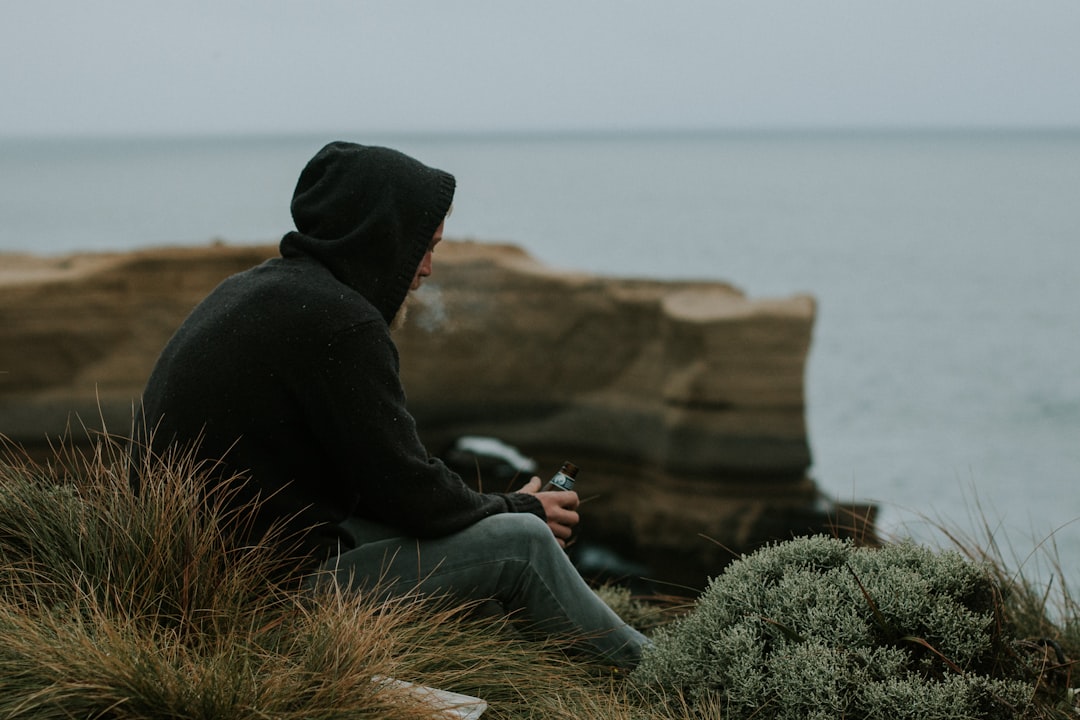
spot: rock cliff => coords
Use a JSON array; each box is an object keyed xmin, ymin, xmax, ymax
[{"xmin": 0, "ymin": 241, "xmax": 872, "ymax": 591}]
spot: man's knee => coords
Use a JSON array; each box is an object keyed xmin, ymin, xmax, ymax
[{"xmin": 474, "ymin": 512, "xmax": 553, "ymax": 551}]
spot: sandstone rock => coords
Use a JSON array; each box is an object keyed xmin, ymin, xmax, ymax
[
  {"xmin": 0, "ymin": 245, "xmax": 275, "ymax": 444},
  {"xmin": 0, "ymin": 241, "xmax": 872, "ymax": 591},
  {"xmin": 399, "ymin": 241, "xmax": 814, "ymax": 481}
]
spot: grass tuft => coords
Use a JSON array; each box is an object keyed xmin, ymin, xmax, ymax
[{"xmin": 0, "ymin": 434, "xmax": 650, "ymax": 719}]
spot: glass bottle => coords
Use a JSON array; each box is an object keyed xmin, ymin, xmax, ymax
[{"xmin": 542, "ymin": 461, "xmax": 579, "ymax": 492}]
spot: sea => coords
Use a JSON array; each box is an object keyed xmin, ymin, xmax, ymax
[{"xmin": 2, "ymin": 129, "xmax": 1079, "ymax": 589}]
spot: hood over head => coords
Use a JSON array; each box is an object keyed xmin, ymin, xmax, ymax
[{"xmin": 280, "ymin": 142, "xmax": 456, "ymax": 324}]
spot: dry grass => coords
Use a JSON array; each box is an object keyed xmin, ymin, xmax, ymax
[{"xmin": 0, "ymin": 433, "xmax": 660, "ymax": 719}]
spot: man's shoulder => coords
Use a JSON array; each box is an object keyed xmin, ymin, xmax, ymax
[
  {"xmin": 231, "ymin": 257, "xmax": 374, "ymax": 310},
  {"xmin": 188, "ymin": 257, "xmax": 383, "ymax": 340}
]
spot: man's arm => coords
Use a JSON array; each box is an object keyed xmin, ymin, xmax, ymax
[{"xmin": 307, "ymin": 319, "xmax": 546, "ymax": 537}]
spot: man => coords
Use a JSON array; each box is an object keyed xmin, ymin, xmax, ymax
[{"xmin": 136, "ymin": 141, "xmax": 647, "ymax": 668}]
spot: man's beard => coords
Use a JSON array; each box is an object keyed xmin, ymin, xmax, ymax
[{"xmin": 390, "ymin": 294, "xmax": 410, "ymax": 333}]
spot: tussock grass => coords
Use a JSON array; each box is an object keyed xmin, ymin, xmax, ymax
[
  {"xmin": 0, "ymin": 434, "xmax": 652, "ymax": 719},
  {"xmin": 2, "ymin": 431, "xmax": 1078, "ymax": 719}
]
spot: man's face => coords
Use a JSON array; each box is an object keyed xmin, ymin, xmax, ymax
[{"xmin": 410, "ymin": 220, "xmax": 444, "ymax": 291}]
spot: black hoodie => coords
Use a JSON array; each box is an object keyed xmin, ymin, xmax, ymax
[{"xmin": 137, "ymin": 142, "xmax": 544, "ymax": 563}]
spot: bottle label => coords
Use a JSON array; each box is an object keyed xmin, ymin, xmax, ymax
[{"xmin": 548, "ymin": 471, "xmax": 575, "ymax": 491}]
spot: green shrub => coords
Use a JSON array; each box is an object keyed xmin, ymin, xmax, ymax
[{"xmin": 630, "ymin": 535, "xmax": 1036, "ymax": 719}]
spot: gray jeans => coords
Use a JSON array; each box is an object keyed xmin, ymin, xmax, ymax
[{"xmin": 314, "ymin": 512, "xmax": 649, "ymax": 669}]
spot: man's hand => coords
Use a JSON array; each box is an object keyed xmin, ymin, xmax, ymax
[{"xmin": 517, "ymin": 476, "xmax": 580, "ymax": 548}]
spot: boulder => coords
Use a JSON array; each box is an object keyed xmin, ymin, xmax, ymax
[{"xmin": 0, "ymin": 241, "xmax": 873, "ymax": 591}]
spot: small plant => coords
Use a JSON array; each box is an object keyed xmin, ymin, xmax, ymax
[
  {"xmin": 593, "ymin": 583, "xmax": 690, "ymax": 636},
  {"xmin": 631, "ymin": 535, "xmax": 1038, "ymax": 719}
]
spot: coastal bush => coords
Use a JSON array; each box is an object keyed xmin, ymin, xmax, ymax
[{"xmin": 630, "ymin": 535, "xmax": 1038, "ymax": 719}]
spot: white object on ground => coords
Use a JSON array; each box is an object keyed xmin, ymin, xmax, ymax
[{"xmin": 373, "ymin": 675, "xmax": 487, "ymax": 719}]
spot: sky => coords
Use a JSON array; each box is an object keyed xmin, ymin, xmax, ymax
[{"xmin": 2, "ymin": 0, "xmax": 1079, "ymax": 137}]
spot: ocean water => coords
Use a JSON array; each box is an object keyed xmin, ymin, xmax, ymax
[{"xmin": 3, "ymin": 130, "xmax": 1079, "ymax": 584}]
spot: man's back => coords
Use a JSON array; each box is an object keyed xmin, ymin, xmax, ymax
[{"xmin": 138, "ymin": 254, "xmax": 388, "ymax": 557}]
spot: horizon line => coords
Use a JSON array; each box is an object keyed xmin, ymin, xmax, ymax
[{"xmin": 2, "ymin": 122, "xmax": 1079, "ymax": 143}]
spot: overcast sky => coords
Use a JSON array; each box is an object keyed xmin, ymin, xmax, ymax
[{"xmin": 2, "ymin": 1, "xmax": 1079, "ymax": 137}]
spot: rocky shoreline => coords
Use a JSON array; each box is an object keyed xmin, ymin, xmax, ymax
[{"xmin": 0, "ymin": 240, "xmax": 874, "ymax": 590}]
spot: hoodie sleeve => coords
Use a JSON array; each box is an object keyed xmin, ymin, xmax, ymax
[{"xmin": 297, "ymin": 318, "xmax": 544, "ymax": 538}]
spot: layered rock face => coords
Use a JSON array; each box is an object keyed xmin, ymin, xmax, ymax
[
  {"xmin": 0, "ymin": 242, "xmax": 870, "ymax": 591},
  {"xmin": 0, "ymin": 246, "xmax": 271, "ymax": 445}
]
